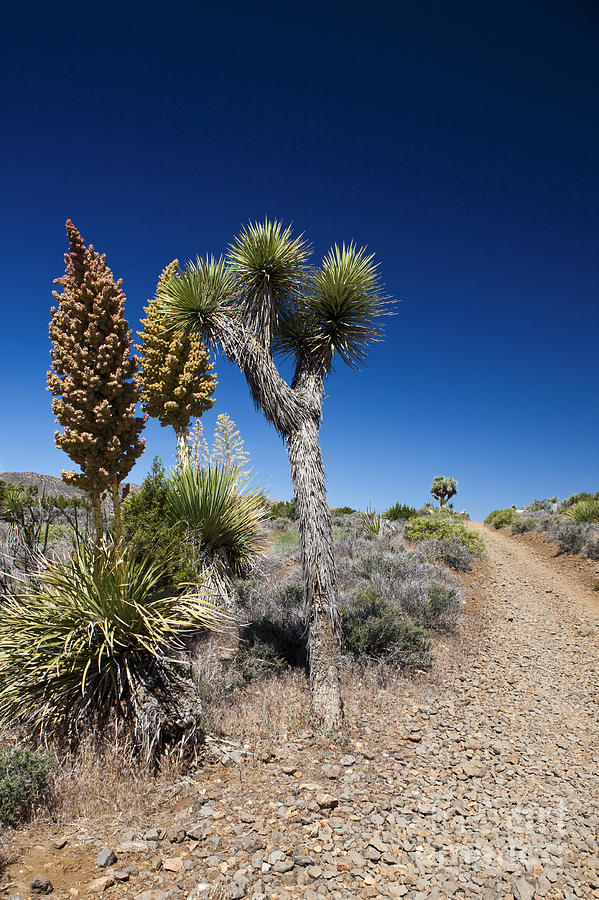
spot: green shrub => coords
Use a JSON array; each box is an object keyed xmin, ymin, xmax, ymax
[
  {"xmin": 485, "ymin": 508, "xmax": 518, "ymax": 529},
  {"xmin": 553, "ymin": 520, "xmax": 586, "ymax": 555},
  {"xmin": 0, "ymin": 748, "xmax": 54, "ymax": 826},
  {"xmin": 123, "ymin": 457, "xmax": 189, "ymax": 580},
  {"xmin": 384, "ymin": 503, "xmax": 418, "ymax": 521},
  {"xmin": 592, "ymin": 579, "xmax": 599, "ymax": 592},
  {"xmin": 0, "ymin": 539, "xmax": 224, "ymax": 741},
  {"xmin": 426, "ymin": 582, "xmax": 460, "ymax": 626},
  {"xmin": 341, "ymin": 590, "xmax": 432, "ymax": 669},
  {"xmin": 405, "ymin": 516, "xmax": 484, "ymax": 554},
  {"xmin": 332, "ymin": 506, "xmax": 355, "ymax": 516},
  {"xmin": 511, "ymin": 516, "xmax": 536, "ymax": 534},
  {"xmin": 270, "ymin": 500, "xmax": 296, "ymax": 519},
  {"xmin": 45, "ymin": 522, "xmax": 75, "ymax": 546},
  {"xmin": 565, "ymin": 500, "xmax": 599, "ymax": 523}
]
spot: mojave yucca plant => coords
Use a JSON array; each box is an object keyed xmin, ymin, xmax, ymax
[
  {"xmin": 565, "ymin": 500, "xmax": 599, "ymax": 523},
  {"xmin": 166, "ymin": 463, "xmax": 267, "ymax": 576},
  {"xmin": 0, "ymin": 539, "xmax": 225, "ymax": 746}
]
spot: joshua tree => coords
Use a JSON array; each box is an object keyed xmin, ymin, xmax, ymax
[
  {"xmin": 431, "ymin": 475, "xmax": 458, "ymax": 508},
  {"xmin": 48, "ymin": 221, "xmax": 146, "ymax": 540},
  {"xmin": 136, "ymin": 261, "xmax": 217, "ymax": 463},
  {"xmin": 158, "ymin": 220, "xmax": 391, "ymax": 729}
]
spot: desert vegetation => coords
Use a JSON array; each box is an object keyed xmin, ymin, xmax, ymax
[
  {"xmin": 485, "ymin": 492, "xmax": 599, "ymax": 563},
  {"xmin": 0, "ymin": 219, "xmax": 488, "ymax": 837}
]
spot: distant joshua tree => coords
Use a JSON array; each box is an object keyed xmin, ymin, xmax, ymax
[
  {"xmin": 431, "ymin": 475, "xmax": 458, "ymax": 508},
  {"xmin": 48, "ymin": 221, "xmax": 146, "ymax": 540},
  {"xmin": 136, "ymin": 260, "xmax": 217, "ymax": 463},
  {"xmin": 158, "ymin": 219, "xmax": 392, "ymax": 729}
]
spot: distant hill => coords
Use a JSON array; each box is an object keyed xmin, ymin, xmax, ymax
[{"xmin": 0, "ymin": 472, "xmax": 139, "ymax": 498}]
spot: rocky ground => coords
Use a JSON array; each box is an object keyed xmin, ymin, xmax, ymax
[{"xmin": 2, "ymin": 524, "xmax": 598, "ymax": 900}]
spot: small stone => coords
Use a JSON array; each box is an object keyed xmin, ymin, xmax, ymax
[
  {"xmin": 512, "ymin": 878, "xmax": 535, "ymax": 900},
  {"xmin": 316, "ymin": 793, "xmax": 338, "ymax": 809},
  {"xmin": 97, "ymin": 847, "xmax": 117, "ymax": 868},
  {"xmin": 339, "ymin": 755, "xmax": 356, "ymax": 766},
  {"xmin": 228, "ymin": 883, "xmax": 247, "ymax": 899},
  {"xmin": 187, "ymin": 886, "xmax": 211, "ymax": 899},
  {"xmin": 86, "ymin": 876, "xmax": 114, "ymax": 894},
  {"xmin": 306, "ymin": 865, "xmax": 323, "ymax": 879},
  {"xmin": 135, "ymin": 892, "xmax": 168, "ymax": 900},
  {"xmin": 144, "ymin": 828, "xmax": 164, "ymax": 842},
  {"xmin": 53, "ymin": 837, "xmax": 68, "ymax": 850},
  {"xmin": 106, "ymin": 869, "xmax": 130, "ymax": 882},
  {"xmin": 294, "ymin": 856, "xmax": 315, "ymax": 867},
  {"xmin": 30, "ymin": 877, "xmax": 54, "ymax": 895},
  {"xmin": 163, "ymin": 857, "xmax": 185, "ymax": 874}
]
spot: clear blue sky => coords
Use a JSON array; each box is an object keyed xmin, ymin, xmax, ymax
[{"xmin": 1, "ymin": 1, "xmax": 597, "ymax": 519}]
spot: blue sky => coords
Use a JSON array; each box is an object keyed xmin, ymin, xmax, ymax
[{"xmin": 1, "ymin": 0, "xmax": 597, "ymax": 519}]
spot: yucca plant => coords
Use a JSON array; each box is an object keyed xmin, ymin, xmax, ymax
[
  {"xmin": 166, "ymin": 463, "xmax": 267, "ymax": 578},
  {"xmin": 0, "ymin": 540, "xmax": 225, "ymax": 756},
  {"xmin": 360, "ymin": 508, "xmax": 383, "ymax": 537},
  {"xmin": 158, "ymin": 219, "xmax": 392, "ymax": 729},
  {"xmin": 566, "ymin": 500, "xmax": 599, "ymax": 523}
]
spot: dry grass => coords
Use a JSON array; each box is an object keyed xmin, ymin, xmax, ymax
[{"xmin": 204, "ymin": 669, "xmax": 310, "ymax": 742}]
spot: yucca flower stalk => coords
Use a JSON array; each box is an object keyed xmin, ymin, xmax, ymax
[
  {"xmin": 0, "ymin": 539, "xmax": 225, "ymax": 756},
  {"xmin": 158, "ymin": 219, "xmax": 392, "ymax": 730}
]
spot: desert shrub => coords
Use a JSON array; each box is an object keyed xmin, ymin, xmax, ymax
[
  {"xmin": 551, "ymin": 520, "xmax": 587, "ymax": 554},
  {"xmin": 585, "ymin": 538, "xmax": 599, "ymax": 561},
  {"xmin": 270, "ymin": 500, "xmax": 296, "ymax": 519},
  {"xmin": 0, "ymin": 748, "xmax": 54, "ymax": 826},
  {"xmin": 231, "ymin": 579, "xmax": 306, "ymax": 683},
  {"xmin": 526, "ymin": 498, "xmax": 553, "ymax": 512},
  {"xmin": 349, "ymin": 550, "xmax": 462, "ymax": 629},
  {"xmin": 511, "ymin": 516, "xmax": 536, "ymax": 534},
  {"xmin": 341, "ymin": 590, "xmax": 431, "ymax": 668},
  {"xmin": 45, "ymin": 522, "xmax": 75, "ymax": 546},
  {"xmin": 123, "ymin": 458, "xmax": 190, "ymax": 580},
  {"xmin": 418, "ymin": 538, "xmax": 476, "ymax": 572},
  {"xmin": 592, "ymin": 579, "xmax": 599, "ymax": 592},
  {"xmin": 426, "ymin": 582, "xmax": 460, "ymax": 625},
  {"xmin": 384, "ymin": 503, "xmax": 418, "ymax": 521},
  {"xmin": 565, "ymin": 500, "xmax": 599, "ymax": 523},
  {"xmin": 0, "ymin": 539, "xmax": 224, "ymax": 746},
  {"xmin": 332, "ymin": 506, "xmax": 355, "ymax": 516},
  {"xmin": 485, "ymin": 508, "xmax": 518, "ymax": 529},
  {"xmin": 560, "ymin": 492, "xmax": 598, "ymax": 510},
  {"xmin": 237, "ymin": 617, "xmax": 307, "ymax": 682},
  {"xmin": 405, "ymin": 516, "xmax": 484, "ymax": 554}
]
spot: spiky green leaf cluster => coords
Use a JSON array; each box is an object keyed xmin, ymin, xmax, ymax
[
  {"xmin": 0, "ymin": 540, "xmax": 224, "ymax": 738},
  {"xmin": 159, "ymin": 220, "xmax": 393, "ymax": 377},
  {"xmin": 157, "ymin": 256, "xmax": 236, "ymax": 346},
  {"xmin": 275, "ymin": 243, "xmax": 391, "ymax": 370},
  {"xmin": 228, "ymin": 219, "xmax": 310, "ymax": 338},
  {"xmin": 166, "ymin": 464, "xmax": 267, "ymax": 575}
]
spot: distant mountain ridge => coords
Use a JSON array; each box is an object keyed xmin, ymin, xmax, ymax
[{"xmin": 0, "ymin": 472, "xmax": 140, "ymax": 498}]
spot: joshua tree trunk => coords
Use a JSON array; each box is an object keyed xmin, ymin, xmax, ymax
[{"xmin": 287, "ymin": 375, "xmax": 343, "ymax": 731}]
